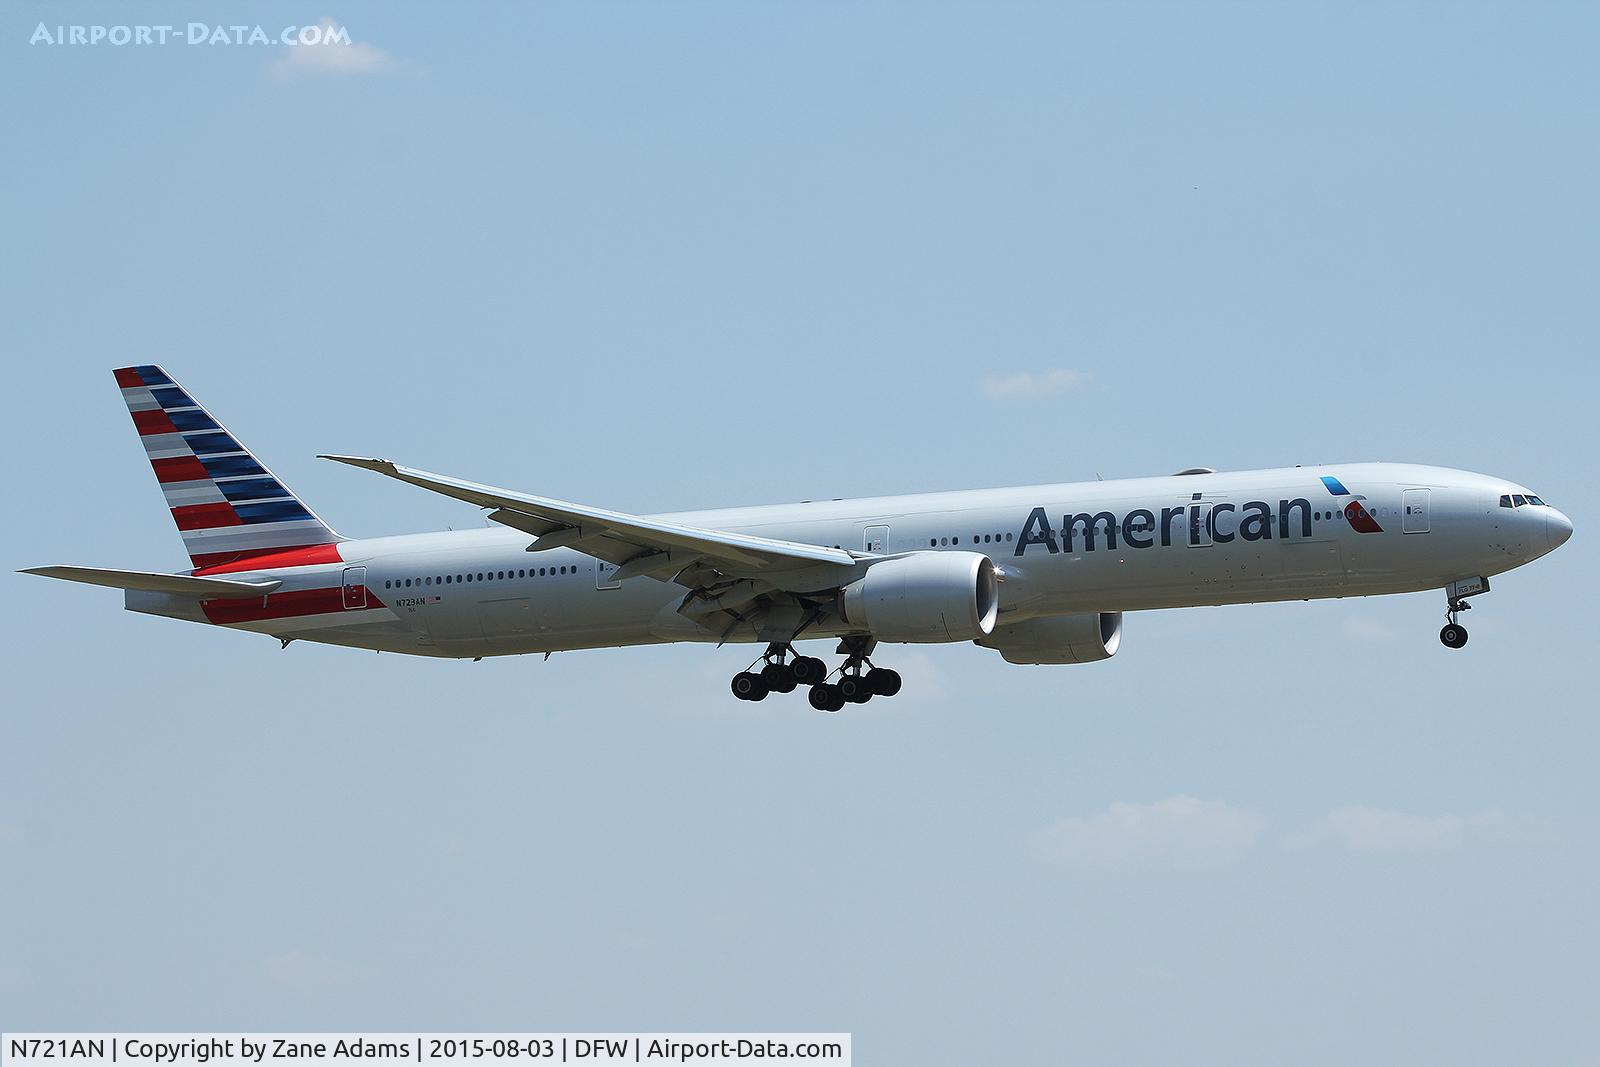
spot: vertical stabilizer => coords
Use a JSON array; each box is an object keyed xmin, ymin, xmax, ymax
[{"xmin": 114, "ymin": 365, "xmax": 343, "ymax": 570}]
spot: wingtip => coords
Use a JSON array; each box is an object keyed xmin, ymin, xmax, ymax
[
  {"xmin": 20, "ymin": 566, "xmax": 77, "ymax": 580},
  {"xmin": 318, "ymin": 454, "xmax": 393, "ymax": 472}
]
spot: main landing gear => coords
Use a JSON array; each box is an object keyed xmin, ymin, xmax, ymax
[
  {"xmin": 1439, "ymin": 577, "xmax": 1489, "ymax": 650},
  {"xmin": 731, "ymin": 638, "xmax": 902, "ymax": 713}
]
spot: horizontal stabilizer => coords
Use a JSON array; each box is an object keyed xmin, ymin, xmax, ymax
[{"xmin": 20, "ymin": 566, "xmax": 281, "ymax": 599}]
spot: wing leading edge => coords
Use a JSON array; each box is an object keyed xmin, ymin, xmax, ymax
[{"xmin": 319, "ymin": 455, "xmax": 861, "ymax": 588}]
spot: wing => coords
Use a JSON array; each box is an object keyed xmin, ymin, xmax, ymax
[
  {"xmin": 319, "ymin": 455, "xmax": 862, "ymax": 591},
  {"xmin": 21, "ymin": 565, "xmax": 282, "ymax": 599}
]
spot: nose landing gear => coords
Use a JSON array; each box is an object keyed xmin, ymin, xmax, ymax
[
  {"xmin": 731, "ymin": 637, "xmax": 903, "ymax": 711},
  {"xmin": 1439, "ymin": 577, "xmax": 1489, "ymax": 649}
]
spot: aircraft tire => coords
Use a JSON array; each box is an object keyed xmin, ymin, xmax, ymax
[
  {"xmin": 1439, "ymin": 623, "xmax": 1468, "ymax": 649},
  {"xmin": 838, "ymin": 675, "xmax": 873, "ymax": 703},
  {"xmin": 761, "ymin": 662, "xmax": 797, "ymax": 693},
  {"xmin": 809, "ymin": 683, "xmax": 842, "ymax": 712},
  {"xmin": 867, "ymin": 668, "xmax": 902, "ymax": 697},
  {"xmin": 791, "ymin": 656, "xmax": 828, "ymax": 686},
  {"xmin": 732, "ymin": 672, "xmax": 768, "ymax": 700}
]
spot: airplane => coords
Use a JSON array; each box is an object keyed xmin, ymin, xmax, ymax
[{"xmin": 22, "ymin": 366, "xmax": 1573, "ymax": 712}]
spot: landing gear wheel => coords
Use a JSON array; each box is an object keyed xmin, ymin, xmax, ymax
[
  {"xmin": 809, "ymin": 683, "xmax": 844, "ymax": 712},
  {"xmin": 791, "ymin": 656, "xmax": 828, "ymax": 686},
  {"xmin": 866, "ymin": 667, "xmax": 902, "ymax": 697},
  {"xmin": 731, "ymin": 672, "xmax": 769, "ymax": 701},
  {"xmin": 1439, "ymin": 623, "xmax": 1468, "ymax": 649},
  {"xmin": 838, "ymin": 675, "xmax": 874, "ymax": 704},
  {"xmin": 761, "ymin": 662, "xmax": 797, "ymax": 693}
]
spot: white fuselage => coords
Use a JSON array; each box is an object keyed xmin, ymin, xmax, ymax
[{"xmin": 126, "ymin": 462, "xmax": 1569, "ymax": 659}]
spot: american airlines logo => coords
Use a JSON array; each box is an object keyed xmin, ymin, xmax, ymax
[{"xmin": 1013, "ymin": 478, "xmax": 1380, "ymax": 556}]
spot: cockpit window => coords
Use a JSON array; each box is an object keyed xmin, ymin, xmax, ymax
[
  {"xmin": 1528, "ymin": 496, "xmax": 1545, "ymax": 506},
  {"xmin": 1500, "ymin": 495, "xmax": 1513, "ymax": 508},
  {"xmin": 1512, "ymin": 494, "xmax": 1527, "ymax": 506}
]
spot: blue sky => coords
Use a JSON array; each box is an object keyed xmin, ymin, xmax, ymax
[{"xmin": 2, "ymin": 3, "xmax": 1596, "ymax": 1063}]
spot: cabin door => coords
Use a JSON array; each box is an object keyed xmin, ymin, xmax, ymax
[
  {"xmin": 1188, "ymin": 502, "xmax": 1213, "ymax": 547},
  {"xmin": 341, "ymin": 567, "xmax": 367, "ymax": 609},
  {"xmin": 1403, "ymin": 489, "xmax": 1431, "ymax": 534}
]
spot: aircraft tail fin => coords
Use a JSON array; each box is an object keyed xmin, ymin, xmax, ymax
[{"xmin": 113, "ymin": 365, "xmax": 344, "ymax": 571}]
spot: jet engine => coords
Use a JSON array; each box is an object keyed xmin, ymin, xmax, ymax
[
  {"xmin": 976, "ymin": 612, "xmax": 1123, "ymax": 664},
  {"xmin": 839, "ymin": 552, "xmax": 999, "ymax": 642}
]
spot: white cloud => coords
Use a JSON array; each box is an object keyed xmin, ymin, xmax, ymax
[
  {"xmin": 1039, "ymin": 796, "xmax": 1265, "ymax": 868},
  {"xmin": 1288, "ymin": 806, "xmax": 1557, "ymax": 854},
  {"xmin": 273, "ymin": 19, "xmax": 393, "ymax": 77},
  {"xmin": 1317, "ymin": 806, "xmax": 1464, "ymax": 852},
  {"xmin": 980, "ymin": 368, "xmax": 1089, "ymax": 400}
]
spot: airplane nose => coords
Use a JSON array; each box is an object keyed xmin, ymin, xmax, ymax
[{"xmin": 1547, "ymin": 508, "xmax": 1574, "ymax": 550}]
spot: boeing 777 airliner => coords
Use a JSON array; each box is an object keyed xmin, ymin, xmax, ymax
[{"xmin": 23, "ymin": 367, "xmax": 1574, "ymax": 711}]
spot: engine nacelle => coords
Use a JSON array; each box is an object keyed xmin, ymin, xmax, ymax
[
  {"xmin": 977, "ymin": 612, "xmax": 1123, "ymax": 664},
  {"xmin": 839, "ymin": 552, "xmax": 999, "ymax": 642}
]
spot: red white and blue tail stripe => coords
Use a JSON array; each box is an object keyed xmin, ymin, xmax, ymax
[{"xmin": 115, "ymin": 365, "xmax": 345, "ymax": 570}]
